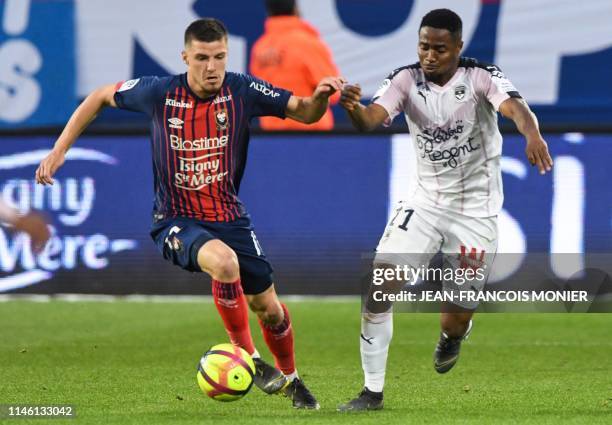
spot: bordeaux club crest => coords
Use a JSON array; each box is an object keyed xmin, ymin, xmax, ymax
[
  {"xmin": 215, "ymin": 109, "xmax": 229, "ymax": 130},
  {"xmin": 454, "ymin": 84, "xmax": 466, "ymax": 101}
]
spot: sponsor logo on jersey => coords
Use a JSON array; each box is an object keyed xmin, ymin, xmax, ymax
[
  {"xmin": 454, "ymin": 84, "xmax": 466, "ymax": 101},
  {"xmin": 174, "ymin": 149, "xmax": 229, "ymax": 191},
  {"xmin": 174, "ymin": 167, "xmax": 229, "ymax": 191},
  {"xmin": 485, "ymin": 65, "xmax": 506, "ymax": 80},
  {"xmin": 485, "ymin": 65, "xmax": 518, "ymax": 93},
  {"xmin": 165, "ymin": 98, "xmax": 193, "ymax": 108},
  {"xmin": 416, "ymin": 135, "xmax": 481, "ymax": 169},
  {"xmin": 422, "ymin": 121, "xmax": 465, "ymax": 143},
  {"xmin": 169, "ymin": 134, "xmax": 229, "ymax": 151},
  {"xmin": 249, "ymin": 81, "xmax": 280, "ymax": 98},
  {"xmin": 117, "ymin": 79, "xmax": 140, "ymax": 92},
  {"xmin": 215, "ymin": 109, "xmax": 228, "ymax": 130},
  {"xmin": 168, "ymin": 117, "xmax": 184, "ymax": 129},
  {"xmin": 213, "ymin": 95, "xmax": 232, "ymax": 104}
]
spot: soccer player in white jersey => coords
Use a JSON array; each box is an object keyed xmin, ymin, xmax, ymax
[{"xmin": 338, "ymin": 9, "xmax": 553, "ymax": 411}]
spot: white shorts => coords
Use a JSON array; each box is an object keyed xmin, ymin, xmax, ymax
[{"xmin": 375, "ymin": 200, "xmax": 498, "ymax": 309}]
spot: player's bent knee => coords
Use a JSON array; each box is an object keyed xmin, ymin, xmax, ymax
[
  {"xmin": 213, "ymin": 255, "xmax": 240, "ymax": 282},
  {"xmin": 198, "ymin": 242, "xmax": 240, "ymax": 282}
]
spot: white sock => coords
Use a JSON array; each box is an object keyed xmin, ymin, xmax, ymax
[
  {"xmin": 284, "ymin": 370, "xmax": 299, "ymax": 381},
  {"xmin": 251, "ymin": 349, "xmax": 261, "ymax": 359},
  {"xmin": 360, "ymin": 311, "xmax": 393, "ymax": 393}
]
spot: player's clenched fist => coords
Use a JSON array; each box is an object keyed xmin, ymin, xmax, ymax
[
  {"xmin": 340, "ymin": 84, "xmax": 362, "ymax": 111},
  {"xmin": 35, "ymin": 149, "xmax": 65, "ymax": 186}
]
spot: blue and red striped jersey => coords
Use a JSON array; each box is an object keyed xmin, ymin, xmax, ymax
[{"xmin": 113, "ymin": 72, "xmax": 292, "ymax": 222}]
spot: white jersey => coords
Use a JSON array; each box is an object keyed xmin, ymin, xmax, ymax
[{"xmin": 373, "ymin": 57, "xmax": 521, "ymax": 217}]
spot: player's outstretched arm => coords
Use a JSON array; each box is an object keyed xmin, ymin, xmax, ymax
[
  {"xmin": 285, "ymin": 76, "xmax": 346, "ymax": 124},
  {"xmin": 339, "ymin": 84, "xmax": 389, "ymax": 132},
  {"xmin": 499, "ymin": 97, "xmax": 553, "ymax": 175},
  {"xmin": 35, "ymin": 84, "xmax": 118, "ymax": 185}
]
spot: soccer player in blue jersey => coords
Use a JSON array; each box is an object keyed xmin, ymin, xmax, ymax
[{"xmin": 35, "ymin": 18, "xmax": 345, "ymax": 409}]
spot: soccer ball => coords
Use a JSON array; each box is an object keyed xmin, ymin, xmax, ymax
[{"xmin": 196, "ymin": 343, "xmax": 255, "ymax": 402}]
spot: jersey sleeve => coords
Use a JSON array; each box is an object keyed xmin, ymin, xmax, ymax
[
  {"xmin": 113, "ymin": 76, "xmax": 164, "ymax": 116},
  {"xmin": 372, "ymin": 71, "xmax": 408, "ymax": 127},
  {"xmin": 476, "ymin": 64, "xmax": 522, "ymax": 111},
  {"xmin": 242, "ymin": 74, "xmax": 292, "ymax": 118}
]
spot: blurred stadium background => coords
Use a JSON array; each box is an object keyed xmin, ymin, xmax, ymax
[{"xmin": 0, "ymin": 0, "xmax": 611, "ymax": 296}]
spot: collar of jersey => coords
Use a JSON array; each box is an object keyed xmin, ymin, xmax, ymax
[{"xmin": 424, "ymin": 68, "xmax": 464, "ymax": 91}]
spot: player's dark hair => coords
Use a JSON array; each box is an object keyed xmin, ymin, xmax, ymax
[
  {"xmin": 184, "ymin": 18, "xmax": 228, "ymax": 45},
  {"xmin": 419, "ymin": 9, "xmax": 462, "ymax": 40},
  {"xmin": 265, "ymin": 0, "xmax": 296, "ymax": 16}
]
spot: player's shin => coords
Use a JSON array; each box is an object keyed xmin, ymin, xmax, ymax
[
  {"xmin": 258, "ymin": 303, "xmax": 296, "ymax": 378},
  {"xmin": 360, "ymin": 310, "xmax": 393, "ymax": 393},
  {"xmin": 211, "ymin": 279, "xmax": 256, "ymax": 355}
]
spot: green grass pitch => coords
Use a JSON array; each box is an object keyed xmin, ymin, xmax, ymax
[{"xmin": 1, "ymin": 300, "xmax": 610, "ymax": 424}]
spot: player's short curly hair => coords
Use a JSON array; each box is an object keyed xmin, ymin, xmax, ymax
[
  {"xmin": 420, "ymin": 9, "xmax": 462, "ymax": 40},
  {"xmin": 184, "ymin": 18, "xmax": 228, "ymax": 45},
  {"xmin": 265, "ymin": 0, "xmax": 296, "ymax": 16}
]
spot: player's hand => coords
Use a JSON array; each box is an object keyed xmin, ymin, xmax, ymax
[
  {"xmin": 14, "ymin": 212, "xmax": 50, "ymax": 252},
  {"xmin": 36, "ymin": 148, "xmax": 65, "ymax": 185},
  {"xmin": 525, "ymin": 136, "xmax": 553, "ymax": 175},
  {"xmin": 340, "ymin": 84, "xmax": 362, "ymax": 111},
  {"xmin": 313, "ymin": 76, "xmax": 347, "ymax": 100}
]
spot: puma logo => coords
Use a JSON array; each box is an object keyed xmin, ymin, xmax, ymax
[{"xmin": 360, "ymin": 334, "xmax": 374, "ymax": 345}]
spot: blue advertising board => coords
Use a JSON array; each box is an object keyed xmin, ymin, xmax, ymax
[{"xmin": 0, "ymin": 133, "xmax": 609, "ymax": 294}]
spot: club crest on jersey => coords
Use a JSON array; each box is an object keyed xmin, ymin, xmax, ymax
[
  {"xmin": 454, "ymin": 85, "xmax": 466, "ymax": 101},
  {"xmin": 215, "ymin": 109, "xmax": 228, "ymax": 130}
]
